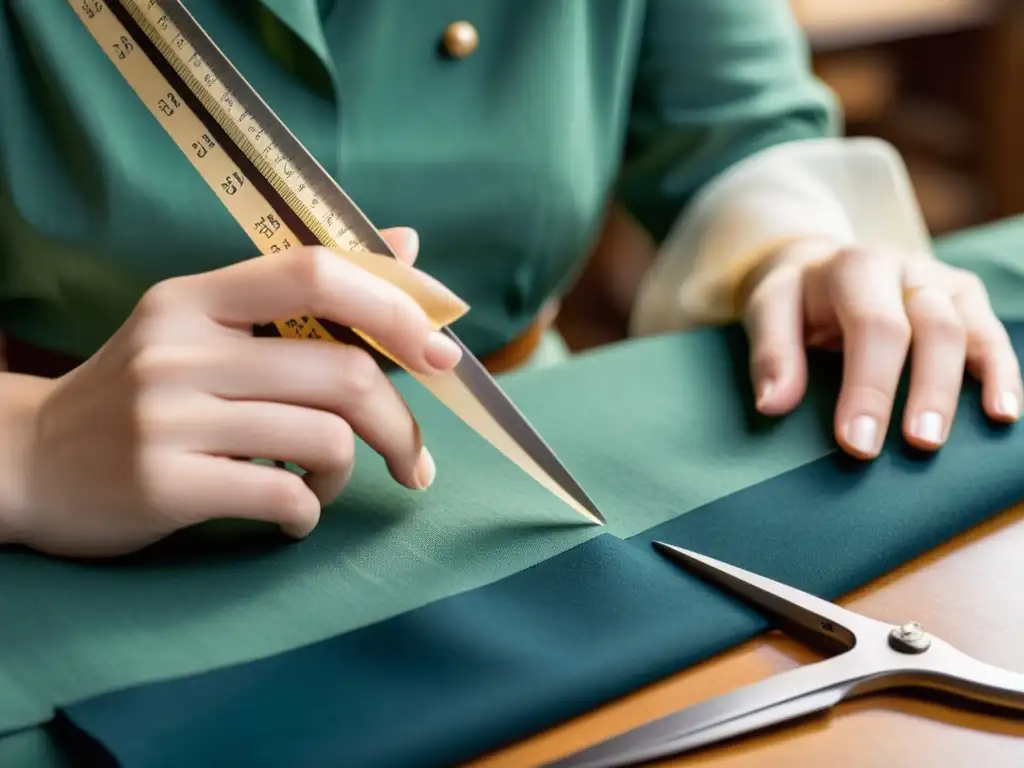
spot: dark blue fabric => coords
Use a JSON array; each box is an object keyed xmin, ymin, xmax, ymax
[{"xmin": 49, "ymin": 322, "xmax": 1024, "ymax": 767}]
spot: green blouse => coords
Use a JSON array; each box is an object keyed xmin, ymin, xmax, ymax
[{"xmin": 0, "ymin": 0, "xmax": 837, "ymax": 359}]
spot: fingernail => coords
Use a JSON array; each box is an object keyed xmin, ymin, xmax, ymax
[
  {"xmin": 414, "ymin": 447, "xmax": 436, "ymax": 489},
  {"xmin": 910, "ymin": 411, "xmax": 944, "ymax": 445},
  {"xmin": 402, "ymin": 228, "xmax": 419, "ymax": 256},
  {"xmin": 756, "ymin": 380, "xmax": 774, "ymax": 407},
  {"xmin": 997, "ymin": 392, "xmax": 1020, "ymax": 420},
  {"xmin": 845, "ymin": 415, "xmax": 879, "ymax": 455},
  {"xmin": 425, "ymin": 331, "xmax": 462, "ymax": 370}
]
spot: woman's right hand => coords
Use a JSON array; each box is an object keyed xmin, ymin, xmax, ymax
[{"xmin": 6, "ymin": 227, "xmax": 466, "ymax": 558}]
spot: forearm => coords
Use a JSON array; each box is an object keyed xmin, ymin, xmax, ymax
[{"xmin": 0, "ymin": 370, "xmax": 55, "ymax": 543}]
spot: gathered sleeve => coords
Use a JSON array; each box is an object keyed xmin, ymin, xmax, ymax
[{"xmin": 616, "ymin": 0, "xmax": 931, "ymax": 335}]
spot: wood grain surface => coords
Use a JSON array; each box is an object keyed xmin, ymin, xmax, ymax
[{"xmin": 476, "ymin": 502, "xmax": 1024, "ymax": 766}]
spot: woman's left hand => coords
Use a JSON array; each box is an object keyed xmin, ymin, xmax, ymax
[{"xmin": 741, "ymin": 237, "xmax": 1022, "ymax": 459}]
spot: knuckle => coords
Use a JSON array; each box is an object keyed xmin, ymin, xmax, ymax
[
  {"xmin": 843, "ymin": 382, "xmax": 898, "ymax": 419},
  {"xmin": 750, "ymin": 348, "xmax": 783, "ymax": 378},
  {"xmin": 956, "ymin": 269, "xmax": 989, "ymax": 299},
  {"xmin": 137, "ymin": 452, "xmax": 190, "ymax": 523},
  {"xmin": 125, "ymin": 346, "xmax": 183, "ymax": 389},
  {"xmin": 137, "ymin": 278, "xmax": 186, "ymax": 319},
  {"xmin": 263, "ymin": 472, "xmax": 313, "ymax": 520},
  {"xmin": 968, "ymin": 319, "xmax": 1010, "ymax": 352},
  {"xmin": 910, "ymin": 387, "xmax": 959, "ymax": 411},
  {"xmin": 742, "ymin": 287, "xmax": 773, "ymax": 324},
  {"xmin": 381, "ymin": 290, "xmax": 429, "ymax": 342},
  {"xmin": 831, "ymin": 247, "xmax": 875, "ymax": 272},
  {"xmin": 314, "ymin": 416, "xmax": 356, "ymax": 469},
  {"xmin": 287, "ymin": 246, "xmax": 330, "ymax": 297},
  {"xmin": 337, "ymin": 346, "xmax": 382, "ymax": 396},
  {"xmin": 849, "ymin": 309, "xmax": 912, "ymax": 345},
  {"xmin": 915, "ymin": 311, "xmax": 965, "ymax": 346}
]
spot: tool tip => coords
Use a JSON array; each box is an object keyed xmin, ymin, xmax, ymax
[
  {"xmin": 651, "ymin": 540, "xmax": 686, "ymax": 558},
  {"xmin": 652, "ymin": 541, "xmax": 705, "ymax": 570},
  {"xmin": 573, "ymin": 496, "xmax": 605, "ymax": 525}
]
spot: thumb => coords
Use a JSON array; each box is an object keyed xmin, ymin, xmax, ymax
[
  {"xmin": 743, "ymin": 265, "xmax": 809, "ymax": 416},
  {"xmin": 380, "ymin": 227, "xmax": 420, "ymax": 266}
]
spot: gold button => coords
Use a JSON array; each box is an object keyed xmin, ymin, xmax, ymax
[{"xmin": 442, "ymin": 21, "xmax": 478, "ymax": 59}]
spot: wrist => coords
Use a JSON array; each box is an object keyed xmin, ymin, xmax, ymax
[
  {"xmin": 735, "ymin": 234, "xmax": 843, "ymax": 312},
  {"xmin": 0, "ymin": 372, "xmax": 55, "ymax": 544}
]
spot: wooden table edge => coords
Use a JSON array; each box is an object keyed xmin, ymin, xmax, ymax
[{"xmin": 474, "ymin": 500, "xmax": 1024, "ymax": 767}]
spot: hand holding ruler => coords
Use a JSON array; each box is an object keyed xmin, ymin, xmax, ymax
[{"xmin": 69, "ymin": 0, "xmax": 604, "ymax": 525}]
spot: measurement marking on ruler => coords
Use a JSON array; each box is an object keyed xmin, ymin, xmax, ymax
[
  {"xmin": 123, "ymin": 1, "xmax": 372, "ymax": 255},
  {"xmin": 66, "ymin": 0, "xmax": 605, "ymax": 525},
  {"xmin": 70, "ymin": 0, "xmax": 356, "ymax": 342}
]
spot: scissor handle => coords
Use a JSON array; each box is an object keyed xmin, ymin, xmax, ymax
[
  {"xmin": 902, "ymin": 636, "xmax": 1024, "ymax": 713},
  {"xmin": 545, "ymin": 653, "xmax": 880, "ymax": 768}
]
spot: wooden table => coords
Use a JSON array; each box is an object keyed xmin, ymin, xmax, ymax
[{"xmin": 477, "ymin": 502, "xmax": 1024, "ymax": 766}]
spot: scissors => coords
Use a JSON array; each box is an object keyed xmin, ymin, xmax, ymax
[{"xmin": 548, "ymin": 540, "xmax": 1024, "ymax": 767}]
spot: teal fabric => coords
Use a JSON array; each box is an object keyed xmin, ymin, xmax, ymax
[
  {"xmin": 0, "ymin": 318, "xmax": 840, "ymax": 736},
  {"xmin": 51, "ymin": 381, "xmax": 1024, "ymax": 766},
  {"xmin": 0, "ymin": 729, "xmax": 74, "ymax": 768},
  {"xmin": 0, "ymin": 216, "xmax": 1022, "ymax": 766}
]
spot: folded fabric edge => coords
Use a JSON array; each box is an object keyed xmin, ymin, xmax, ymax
[
  {"xmin": 46, "ymin": 327, "xmax": 1024, "ymax": 767},
  {"xmin": 0, "ymin": 323, "xmax": 838, "ymax": 740}
]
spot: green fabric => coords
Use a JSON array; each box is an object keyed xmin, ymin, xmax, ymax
[
  {"xmin": 30, "ymin": 220, "xmax": 1024, "ymax": 768},
  {"xmin": 0, "ymin": 0, "xmax": 835, "ymax": 359},
  {"xmin": 0, "ymin": 0, "xmax": 1019, "ymax": 761},
  {"xmin": 1, "ymin": 215, "xmax": 1024, "ymax": 753},
  {"xmin": 49, "ymin": 379, "xmax": 1024, "ymax": 767},
  {"xmin": 0, "ymin": 319, "xmax": 838, "ymax": 736}
]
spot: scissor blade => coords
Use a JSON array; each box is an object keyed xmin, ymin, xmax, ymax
[
  {"xmin": 652, "ymin": 542, "xmax": 884, "ymax": 648},
  {"xmin": 413, "ymin": 328, "xmax": 605, "ymax": 525},
  {"xmin": 546, "ymin": 656, "xmax": 876, "ymax": 768}
]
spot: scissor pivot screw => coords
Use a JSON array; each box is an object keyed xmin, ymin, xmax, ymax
[{"xmin": 889, "ymin": 621, "xmax": 931, "ymax": 653}]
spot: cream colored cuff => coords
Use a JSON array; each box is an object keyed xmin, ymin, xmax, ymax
[{"xmin": 628, "ymin": 137, "xmax": 932, "ymax": 336}]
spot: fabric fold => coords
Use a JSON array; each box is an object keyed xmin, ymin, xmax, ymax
[
  {"xmin": 48, "ymin": 320, "xmax": 1024, "ymax": 768},
  {"xmin": 2, "ymin": 216, "xmax": 1023, "ymax": 766}
]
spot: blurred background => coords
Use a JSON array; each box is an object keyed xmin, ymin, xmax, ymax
[{"xmin": 792, "ymin": 0, "xmax": 1023, "ymax": 233}]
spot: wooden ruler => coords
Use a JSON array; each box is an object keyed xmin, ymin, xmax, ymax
[
  {"xmin": 67, "ymin": 0, "xmax": 604, "ymax": 523},
  {"xmin": 71, "ymin": 0, "xmax": 467, "ymax": 343}
]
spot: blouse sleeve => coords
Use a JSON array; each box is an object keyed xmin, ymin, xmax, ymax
[
  {"xmin": 628, "ymin": 137, "xmax": 932, "ymax": 335},
  {"xmin": 615, "ymin": 0, "xmax": 932, "ymax": 336}
]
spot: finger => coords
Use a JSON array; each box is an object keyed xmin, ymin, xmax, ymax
[
  {"xmin": 158, "ymin": 454, "xmax": 322, "ymax": 539},
  {"xmin": 901, "ymin": 285, "xmax": 966, "ymax": 450},
  {"xmin": 380, "ymin": 227, "xmax": 419, "ymax": 266},
  {"xmin": 828, "ymin": 249, "xmax": 912, "ymax": 459},
  {"xmin": 187, "ymin": 399, "xmax": 358, "ymax": 498},
  {"xmin": 204, "ymin": 404, "xmax": 360, "ymax": 510},
  {"xmin": 173, "ymin": 341, "xmax": 434, "ymax": 492},
  {"xmin": 954, "ymin": 274, "xmax": 1023, "ymax": 423},
  {"xmin": 185, "ymin": 246, "xmax": 465, "ymax": 374},
  {"xmin": 742, "ymin": 262, "xmax": 808, "ymax": 415}
]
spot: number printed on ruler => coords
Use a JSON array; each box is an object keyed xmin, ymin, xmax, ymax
[
  {"xmin": 127, "ymin": 0, "xmax": 367, "ymax": 255},
  {"xmin": 71, "ymin": 0, "xmax": 332, "ymax": 340}
]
